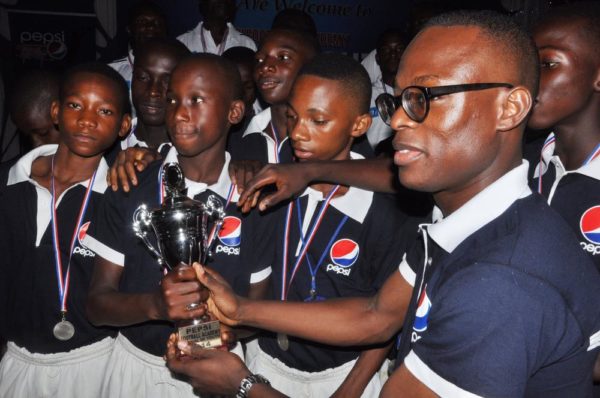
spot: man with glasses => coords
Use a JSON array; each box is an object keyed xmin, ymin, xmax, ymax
[{"xmin": 164, "ymin": 10, "xmax": 600, "ymax": 398}]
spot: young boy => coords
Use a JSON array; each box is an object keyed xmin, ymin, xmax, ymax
[
  {"xmin": 118, "ymin": 37, "xmax": 189, "ymax": 151},
  {"xmin": 242, "ymin": 53, "xmax": 415, "ymax": 398},
  {"xmin": 0, "ymin": 63, "xmax": 131, "ymax": 397},
  {"xmin": 83, "ymin": 54, "xmax": 274, "ymax": 398},
  {"xmin": 526, "ymin": 2, "xmax": 600, "ymax": 271},
  {"xmin": 167, "ymin": 11, "xmax": 600, "ymax": 398}
]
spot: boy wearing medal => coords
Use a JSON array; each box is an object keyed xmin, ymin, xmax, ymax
[
  {"xmin": 0, "ymin": 63, "xmax": 131, "ymax": 397},
  {"xmin": 526, "ymin": 2, "xmax": 600, "ymax": 271},
  {"xmin": 83, "ymin": 54, "xmax": 274, "ymax": 398},
  {"xmin": 240, "ymin": 53, "xmax": 415, "ymax": 398}
]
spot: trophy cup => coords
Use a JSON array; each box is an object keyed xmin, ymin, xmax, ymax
[{"xmin": 132, "ymin": 162, "xmax": 226, "ymax": 348}]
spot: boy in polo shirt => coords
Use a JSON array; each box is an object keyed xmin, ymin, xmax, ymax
[
  {"xmin": 166, "ymin": 10, "xmax": 600, "ymax": 398},
  {"xmin": 243, "ymin": 53, "xmax": 414, "ymax": 398},
  {"xmin": 84, "ymin": 54, "xmax": 273, "ymax": 398},
  {"xmin": 526, "ymin": 2, "xmax": 600, "ymax": 272},
  {"xmin": 0, "ymin": 63, "xmax": 131, "ymax": 397}
]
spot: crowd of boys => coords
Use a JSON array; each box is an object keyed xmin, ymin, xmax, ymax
[{"xmin": 1, "ymin": 1, "xmax": 600, "ymax": 397}]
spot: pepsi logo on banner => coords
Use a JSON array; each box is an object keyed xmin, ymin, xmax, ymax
[
  {"xmin": 580, "ymin": 206, "xmax": 600, "ymax": 245},
  {"xmin": 78, "ymin": 221, "xmax": 90, "ymax": 246},
  {"xmin": 413, "ymin": 289, "xmax": 431, "ymax": 333},
  {"xmin": 330, "ymin": 239, "xmax": 359, "ymax": 267},
  {"xmin": 218, "ymin": 216, "xmax": 242, "ymax": 247}
]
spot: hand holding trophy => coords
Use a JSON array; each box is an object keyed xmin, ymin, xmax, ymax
[{"xmin": 132, "ymin": 162, "xmax": 226, "ymax": 348}]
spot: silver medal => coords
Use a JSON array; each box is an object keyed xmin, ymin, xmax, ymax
[
  {"xmin": 277, "ymin": 332, "xmax": 289, "ymax": 351},
  {"xmin": 53, "ymin": 320, "xmax": 75, "ymax": 341}
]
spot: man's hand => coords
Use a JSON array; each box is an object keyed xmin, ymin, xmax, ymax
[
  {"xmin": 193, "ymin": 263, "xmax": 245, "ymax": 326},
  {"xmin": 160, "ymin": 264, "xmax": 206, "ymax": 321},
  {"xmin": 237, "ymin": 163, "xmax": 314, "ymax": 212},
  {"xmin": 166, "ymin": 333, "xmax": 250, "ymax": 396},
  {"xmin": 108, "ymin": 147, "xmax": 161, "ymax": 192}
]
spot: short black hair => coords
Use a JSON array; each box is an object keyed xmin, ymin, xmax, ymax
[
  {"xmin": 376, "ymin": 28, "xmax": 408, "ymax": 50},
  {"xmin": 261, "ymin": 28, "xmax": 321, "ymax": 57},
  {"xmin": 271, "ymin": 8, "xmax": 318, "ymax": 39},
  {"xmin": 9, "ymin": 69, "xmax": 59, "ymax": 119},
  {"xmin": 178, "ymin": 53, "xmax": 243, "ymax": 102},
  {"xmin": 127, "ymin": 1, "xmax": 166, "ymax": 27},
  {"xmin": 222, "ymin": 46, "xmax": 256, "ymax": 72},
  {"xmin": 61, "ymin": 63, "xmax": 131, "ymax": 115},
  {"xmin": 135, "ymin": 37, "xmax": 190, "ymax": 63},
  {"xmin": 424, "ymin": 10, "xmax": 539, "ymax": 97},
  {"xmin": 540, "ymin": 1, "xmax": 600, "ymax": 62},
  {"xmin": 298, "ymin": 53, "xmax": 371, "ymax": 114}
]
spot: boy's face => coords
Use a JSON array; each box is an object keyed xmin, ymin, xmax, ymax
[
  {"xmin": 376, "ymin": 33, "xmax": 405, "ymax": 76},
  {"xmin": 287, "ymin": 75, "xmax": 367, "ymax": 162},
  {"xmin": 528, "ymin": 19, "xmax": 599, "ymax": 130},
  {"xmin": 254, "ymin": 31, "xmax": 315, "ymax": 105},
  {"xmin": 13, "ymin": 107, "xmax": 60, "ymax": 148},
  {"xmin": 132, "ymin": 48, "xmax": 179, "ymax": 126},
  {"xmin": 51, "ymin": 73, "xmax": 130, "ymax": 158},
  {"xmin": 391, "ymin": 26, "xmax": 514, "ymax": 194},
  {"xmin": 166, "ymin": 60, "xmax": 243, "ymax": 158},
  {"xmin": 129, "ymin": 9, "xmax": 166, "ymax": 50}
]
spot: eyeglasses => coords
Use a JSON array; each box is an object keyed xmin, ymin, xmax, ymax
[{"xmin": 375, "ymin": 83, "xmax": 514, "ymax": 124}]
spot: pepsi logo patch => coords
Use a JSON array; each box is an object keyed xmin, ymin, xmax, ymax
[
  {"xmin": 330, "ymin": 239, "xmax": 359, "ymax": 267},
  {"xmin": 580, "ymin": 206, "xmax": 600, "ymax": 245},
  {"xmin": 413, "ymin": 288, "xmax": 431, "ymax": 333},
  {"xmin": 218, "ymin": 216, "xmax": 241, "ymax": 247},
  {"xmin": 78, "ymin": 221, "xmax": 90, "ymax": 246}
]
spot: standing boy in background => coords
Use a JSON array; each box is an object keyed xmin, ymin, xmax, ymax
[{"xmin": 0, "ymin": 63, "xmax": 131, "ymax": 397}]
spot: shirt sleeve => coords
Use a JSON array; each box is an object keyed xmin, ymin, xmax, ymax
[
  {"xmin": 83, "ymin": 188, "xmax": 127, "ymax": 266},
  {"xmin": 405, "ymin": 263, "xmax": 572, "ymax": 397}
]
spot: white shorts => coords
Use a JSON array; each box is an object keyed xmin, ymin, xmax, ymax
[
  {"xmin": 101, "ymin": 333, "xmax": 245, "ymax": 398},
  {"xmin": 245, "ymin": 340, "xmax": 383, "ymax": 398},
  {"xmin": 0, "ymin": 337, "xmax": 114, "ymax": 398}
]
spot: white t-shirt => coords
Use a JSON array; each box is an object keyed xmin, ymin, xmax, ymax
[{"xmin": 177, "ymin": 22, "xmax": 256, "ymax": 54}]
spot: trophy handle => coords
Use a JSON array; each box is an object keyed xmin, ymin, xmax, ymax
[
  {"xmin": 132, "ymin": 205, "xmax": 169, "ymax": 269},
  {"xmin": 200, "ymin": 195, "xmax": 227, "ymax": 264}
]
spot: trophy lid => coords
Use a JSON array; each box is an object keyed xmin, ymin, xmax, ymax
[{"xmin": 162, "ymin": 162, "xmax": 185, "ymax": 199}]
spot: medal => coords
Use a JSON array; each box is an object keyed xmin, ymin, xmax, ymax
[
  {"xmin": 50, "ymin": 157, "xmax": 97, "ymax": 341},
  {"xmin": 53, "ymin": 313, "xmax": 75, "ymax": 341},
  {"xmin": 277, "ymin": 333, "xmax": 289, "ymax": 351}
]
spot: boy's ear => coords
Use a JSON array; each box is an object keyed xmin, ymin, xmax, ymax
[
  {"xmin": 496, "ymin": 86, "xmax": 532, "ymax": 132},
  {"xmin": 118, "ymin": 114, "xmax": 133, "ymax": 138},
  {"xmin": 593, "ymin": 66, "xmax": 600, "ymax": 92},
  {"xmin": 227, "ymin": 100, "xmax": 245, "ymax": 125},
  {"xmin": 50, "ymin": 101, "xmax": 60, "ymax": 125},
  {"xmin": 350, "ymin": 113, "xmax": 372, "ymax": 138}
]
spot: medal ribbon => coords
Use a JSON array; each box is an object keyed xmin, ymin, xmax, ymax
[
  {"xmin": 50, "ymin": 156, "xmax": 97, "ymax": 315},
  {"xmin": 271, "ymin": 122, "xmax": 281, "ymax": 164},
  {"xmin": 537, "ymin": 133, "xmax": 556, "ymax": 194},
  {"xmin": 280, "ymin": 186, "xmax": 340, "ymax": 300},
  {"xmin": 295, "ymin": 200, "xmax": 348, "ymax": 300},
  {"xmin": 200, "ymin": 26, "xmax": 229, "ymax": 55}
]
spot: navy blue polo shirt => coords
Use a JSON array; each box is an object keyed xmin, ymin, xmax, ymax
[
  {"xmin": 526, "ymin": 133, "xmax": 600, "ymax": 273},
  {"xmin": 227, "ymin": 107, "xmax": 373, "ymax": 164},
  {"xmin": 396, "ymin": 162, "xmax": 600, "ymax": 397},
  {"xmin": 84, "ymin": 147, "xmax": 274, "ymax": 357},
  {"xmin": 0, "ymin": 145, "xmax": 116, "ymax": 354},
  {"xmin": 260, "ymin": 154, "xmax": 419, "ymax": 372}
]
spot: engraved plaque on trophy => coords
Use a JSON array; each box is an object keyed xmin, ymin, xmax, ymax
[{"xmin": 132, "ymin": 162, "xmax": 225, "ymax": 348}]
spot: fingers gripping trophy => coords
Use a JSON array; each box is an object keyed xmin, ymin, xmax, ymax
[{"xmin": 132, "ymin": 162, "xmax": 226, "ymax": 348}]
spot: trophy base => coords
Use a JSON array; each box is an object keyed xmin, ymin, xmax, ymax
[{"xmin": 178, "ymin": 319, "xmax": 222, "ymax": 349}]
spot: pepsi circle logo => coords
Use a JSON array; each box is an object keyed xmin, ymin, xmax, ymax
[
  {"xmin": 46, "ymin": 41, "xmax": 67, "ymax": 60},
  {"xmin": 78, "ymin": 221, "xmax": 90, "ymax": 246},
  {"xmin": 218, "ymin": 216, "xmax": 241, "ymax": 247},
  {"xmin": 580, "ymin": 206, "xmax": 600, "ymax": 245},
  {"xmin": 330, "ymin": 239, "xmax": 359, "ymax": 267},
  {"xmin": 413, "ymin": 289, "xmax": 431, "ymax": 333}
]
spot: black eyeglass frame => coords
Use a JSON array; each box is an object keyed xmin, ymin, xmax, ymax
[{"xmin": 376, "ymin": 83, "xmax": 514, "ymax": 124}]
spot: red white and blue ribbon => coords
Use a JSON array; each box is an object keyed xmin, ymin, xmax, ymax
[
  {"xmin": 280, "ymin": 185, "xmax": 340, "ymax": 300},
  {"xmin": 271, "ymin": 122, "xmax": 281, "ymax": 164},
  {"xmin": 50, "ymin": 156, "xmax": 97, "ymax": 315},
  {"xmin": 537, "ymin": 134, "xmax": 556, "ymax": 194},
  {"xmin": 583, "ymin": 142, "xmax": 600, "ymax": 166}
]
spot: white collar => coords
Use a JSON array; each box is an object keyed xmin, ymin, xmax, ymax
[
  {"xmin": 535, "ymin": 132, "xmax": 600, "ymax": 181},
  {"xmin": 426, "ymin": 161, "xmax": 532, "ymax": 253},
  {"xmin": 7, "ymin": 144, "xmax": 109, "ymax": 193},
  {"xmin": 299, "ymin": 152, "xmax": 373, "ymax": 223},
  {"xmin": 242, "ymin": 107, "xmax": 272, "ymax": 137},
  {"xmin": 161, "ymin": 146, "xmax": 236, "ymax": 200}
]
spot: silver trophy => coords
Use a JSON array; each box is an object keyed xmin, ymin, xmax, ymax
[{"xmin": 133, "ymin": 162, "xmax": 226, "ymax": 348}]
